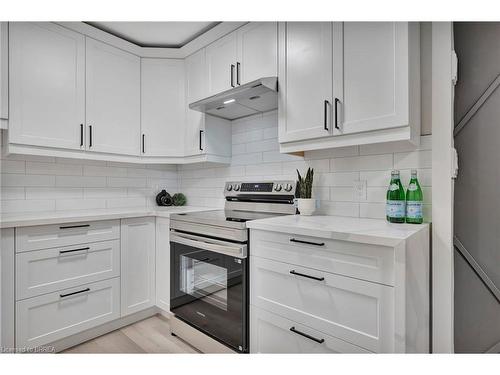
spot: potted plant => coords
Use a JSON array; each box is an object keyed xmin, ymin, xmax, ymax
[{"xmin": 296, "ymin": 168, "xmax": 316, "ymax": 215}]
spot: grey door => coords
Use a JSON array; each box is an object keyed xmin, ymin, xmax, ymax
[{"xmin": 454, "ymin": 22, "xmax": 500, "ymax": 353}]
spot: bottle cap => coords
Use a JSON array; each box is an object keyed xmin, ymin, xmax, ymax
[
  {"xmin": 391, "ymin": 170, "xmax": 400, "ymax": 175},
  {"xmin": 411, "ymin": 169, "xmax": 417, "ymax": 175}
]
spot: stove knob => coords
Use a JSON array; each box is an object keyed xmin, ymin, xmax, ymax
[
  {"xmin": 233, "ymin": 184, "xmax": 240, "ymax": 191},
  {"xmin": 274, "ymin": 184, "xmax": 282, "ymax": 192},
  {"xmin": 226, "ymin": 184, "xmax": 233, "ymax": 191},
  {"xmin": 284, "ymin": 183, "xmax": 293, "ymax": 192}
]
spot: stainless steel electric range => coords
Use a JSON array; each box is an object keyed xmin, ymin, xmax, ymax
[{"xmin": 169, "ymin": 180, "xmax": 296, "ymax": 353}]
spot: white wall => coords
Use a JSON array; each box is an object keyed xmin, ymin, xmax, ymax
[
  {"xmin": 0, "ymin": 131, "xmax": 179, "ymax": 214},
  {"xmin": 179, "ymin": 110, "xmax": 432, "ymax": 221}
]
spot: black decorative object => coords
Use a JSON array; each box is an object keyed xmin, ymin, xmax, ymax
[{"xmin": 155, "ymin": 190, "xmax": 172, "ymax": 206}]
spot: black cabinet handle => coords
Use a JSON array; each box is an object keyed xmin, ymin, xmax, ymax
[
  {"xmin": 290, "ymin": 270, "xmax": 325, "ymax": 281},
  {"xmin": 290, "ymin": 327, "xmax": 325, "ymax": 344},
  {"xmin": 59, "ymin": 247, "xmax": 90, "ymax": 255},
  {"xmin": 334, "ymin": 98, "xmax": 340, "ymax": 130},
  {"xmin": 142, "ymin": 134, "xmax": 145, "ymax": 154},
  {"xmin": 60, "ymin": 288, "xmax": 90, "ymax": 299},
  {"xmin": 290, "ymin": 238, "xmax": 325, "ymax": 246},
  {"xmin": 236, "ymin": 62, "xmax": 241, "ymax": 85},
  {"xmin": 199, "ymin": 129, "xmax": 204, "ymax": 151},
  {"xmin": 80, "ymin": 124, "xmax": 84, "ymax": 147},
  {"xmin": 230, "ymin": 64, "xmax": 235, "ymax": 87},
  {"xmin": 89, "ymin": 125, "xmax": 93, "ymax": 148},
  {"xmin": 324, "ymin": 100, "xmax": 329, "ymax": 131},
  {"xmin": 59, "ymin": 224, "xmax": 90, "ymax": 230}
]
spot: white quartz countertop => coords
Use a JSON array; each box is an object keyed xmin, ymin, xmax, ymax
[
  {"xmin": 0, "ymin": 206, "xmax": 215, "ymax": 228},
  {"xmin": 246, "ymin": 215, "xmax": 429, "ymax": 247}
]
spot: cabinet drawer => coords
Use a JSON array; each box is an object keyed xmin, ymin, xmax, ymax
[
  {"xmin": 16, "ymin": 220, "xmax": 120, "ymax": 252},
  {"xmin": 16, "ymin": 240, "xmax": 120, "ymax": 300},
  {"xmin": 250, "ymin": 229, "xmax": 395, "ymax": 285},
  {"xmin": 16, "ymin": 278, "xmax": 120, "ymax": 348},
  {"xmin": 250, "ymin": 306, "xmax": 370, "ymax": 353},
  {"xmin": 250, "ymin": 256, "xmax": 394, "ymax": 353}
]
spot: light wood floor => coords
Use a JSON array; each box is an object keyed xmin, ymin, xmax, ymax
[{"xmin": 63, "ymin": 315, "xmax": 200, "ymax": 354}]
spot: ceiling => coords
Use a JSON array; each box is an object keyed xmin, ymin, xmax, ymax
[{"xmin": 86, "ymin": 22, "xmax": 220, "ymax": 48}]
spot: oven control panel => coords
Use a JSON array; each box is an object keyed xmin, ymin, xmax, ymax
[{"xmin": 224, "ymin": 181, "xmax": 296, "ymax": 196}]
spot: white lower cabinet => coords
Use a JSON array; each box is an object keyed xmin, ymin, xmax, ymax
[
  {"xmin": 250, "ymin": 306, "xmax": 370, "ymax": 354},
  {"xmin": 120, "ymin": 217, "xmax": 156, "ymax": 316},
  {"xmin": 16, "ymin": 277, "xmax": 120, "ymax": 348},
  {"xmin": 250, "ymin": 256, "xmax": 394, "ymax": 353},
  {"xmin": 16, "ymin": 240, "xmax": 120, "ymax": 300}
]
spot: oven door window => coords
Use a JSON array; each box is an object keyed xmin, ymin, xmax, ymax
[{"xmin": 180, "ymin": 253, "xmax": 228, "ymax": 311}]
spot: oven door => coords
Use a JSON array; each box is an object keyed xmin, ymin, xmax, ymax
[{"xmin": 170, "ymin": 231, "xmax": 248, "ymax": 352}]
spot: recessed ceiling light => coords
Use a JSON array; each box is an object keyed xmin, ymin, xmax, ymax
[{"xmin": 223, "ymin": 99, "xmax": 236, "ymax": 104}]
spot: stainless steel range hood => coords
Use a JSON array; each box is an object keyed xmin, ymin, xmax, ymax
[{"xmin": 189, "ymin": 77, "xmax": 278, "ymax": 120}]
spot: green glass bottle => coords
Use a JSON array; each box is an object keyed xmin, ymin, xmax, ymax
[
  {"xmin": 386, "ymin": 170, "xmax": 406, "ymax": 223},
  {"xmin": 405, "ymin": 169, "xmax": 424, "ymax": 224}
]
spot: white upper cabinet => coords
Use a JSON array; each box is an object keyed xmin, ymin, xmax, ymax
[
  {"xmin": 279, "ymin": 22, "xmax": 420, "ymax": 153},
  {"xmin": 121, "ymin": 217, "xmax": 156, "ymax": 317},
  {"xmin": 206, "ymin": 32, "xmax": 238, "ymax": 96},
  {"xmin": 86, "ymin": 38, "xmax": 141, "ymax": 156},
  {"xmin": 9, "ymin": 22, "xmax": 85, "ymax": 150},
  {"xmin": 141, "ymin": 58, "xmax": 185, "ymax": 157},
  {"xmin": 185, "ymin": 49, "xmax": 207, "ymax": 156},
  {"xmin": 338, "ymin": 22, "xmax": 411, "ymax": 135},
  {"xmin": 0, "ymin": 22, "xmax": 8, "ymax": 123},
  {"xmin": 278, "ymin": 22, "xmax": 339, "ymax": 143},
  {"xmin": 237, "ymin": 22, "xmax": 278, "ymax": 85}
]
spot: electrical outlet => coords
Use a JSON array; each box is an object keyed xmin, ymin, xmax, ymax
[{"xmin": 353, "ymin": 180, "xmax": 367, "ymax": 201}]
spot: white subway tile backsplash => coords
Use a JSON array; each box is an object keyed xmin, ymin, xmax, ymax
[
  {"xmin": 245, "ymin": 163, "xmax": 282, "ymax": 176},
  {"xmin": 315, "ymin": 172, "xmax": 359, "ymax": 187},
  {"xmin": 0, "ymin": 187, "xmax": 25, "ymax": 200},
  {"xmin": 2, "ymin": 199, "xmax": 56, "ymax": 213},
  {"xmin": 107, "ymin": 177, "xmax": 146, "ymax": 188},
  {"xmin": 27, "ymin": 162, "xmax": 83, "ymax": 176},
  {"xmin": 245, "ymin": 138, "xmax": 279, "ymax": 153},
  {"xmin": 106, "ymin": 197, "xmax": 146, "ymax": 209},
  {"xmin": 394, "ymin": 150, "xmax": 432, "ymax": 169},
  {"xmin": 1, "ymin": 160, "xmax": 26, "ymax": 174},
  {"xmin": 26, "ymin": 187, "xmax": 83, "ymax": 200},
  {"xmin": 84, "ymin": 188, "xmax": 128, "ymax": 198},
  {"xmin": 330, "ymin": 154, "xmax": 393, "ymax": 172},
  {"xmin": 56, "ymin": 176, "xmax": 106, "ymax": 188},
  {"xmin": 330, "ymin": 187, "xmax": 355, "ymax": 202},
  {"xmin": 319, "ymin": 201, "xmax": 360, "ymax": 217},
  {"xmin": 2, "ymin": 174, "xmax": 55, "ymax": 187},
  {"xmin": 84, "ymin": 165, "xmax": 128, "ymax": 177},
  {"xmin": 55, "ymin": 199, "xmax": 106, "ymax": 211}
]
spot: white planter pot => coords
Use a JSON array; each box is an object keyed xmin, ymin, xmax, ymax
[{"xmin": 297, "ymin": 198, "xmax": 316, "ymax": 216}]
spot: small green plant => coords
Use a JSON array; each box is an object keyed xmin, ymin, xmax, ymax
[
  {"xmin": 296, "ymin": 168, "xmax": 314, "ymax": 199},
  {"xmin": 172, "ymin": 193, "xmax": 187, "ymax": 206}
]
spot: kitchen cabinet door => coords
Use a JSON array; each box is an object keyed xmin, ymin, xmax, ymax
[
  {"xmin": 338, "ymin": 22, "xmax": 410, "ymax": 135},
  {"xmin": 0, "ymin": 22, "xmax": 8, "ymax": 124},
  {"xmin": 206, "ymin": 32, "xmax": 238, "ymax": 96},
  {"xmin": 278, "ymin": 22, "xmax": 339, "ymax": 143},
  {"xmin": 121, "ymin": 217, "xmax": 156, "ymax": 316},
  {"xmin": 86, "ymin": 38, "xmax": 140, "ymax": 156},
  {"xmin": 237, "ymin": 22, "xmax": 278, "ymax": 85},
  {"xmin": 9, "ymin": 22, "xmax": 85, "ymax": 149},
  {"xmin": 155, "ymin": 217, "xmax": 170, "ymax": 312},
  {"xmin": 141, "ymin": 58, "xmax": 185, "ymax": 157},
  {"xmin": 185, "ymin": 49, "xmax": 206, "ymax": 156}
]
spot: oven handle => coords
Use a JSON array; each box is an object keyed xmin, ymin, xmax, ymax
[{"xmin": 170, "ymin": 231, "xmax": 247, "ymax": 259}]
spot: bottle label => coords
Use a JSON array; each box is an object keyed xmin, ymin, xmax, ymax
[
  {"xmin": 406, "ymin": 201, "xmax": 423, "ymax": 219},
  {"xmin": 386, "ymin": 200, "xmax": 406, "ymax": 218},
  {"xmin": 389, "ymin": 183, "xmax": 399, "ymax": 191},
  {"xmin": 408, "ymin": 183, "xmax": 418, "ymax": 191}
]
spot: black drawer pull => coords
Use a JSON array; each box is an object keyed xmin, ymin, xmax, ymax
[
  {"xmin": 80, "ymin": 124, "xmax": 84, "ymax": 147},
  {"xmin": 290, "ymin": 270, "xmax": 325, "ymax": 281},
  {"xmin": 59, "ymin": 247, "xmax": 90, "ymax": 254},
  {"xmin": 59, "ymin": 224, "xmax": 90, "ymax": 230},
  {"xmin": 324, "ymin": 100, "xmax": 329, "ymax": 131},
  {"xmin": 290, "ymin": 238, "xmax": 325, "ymax": 246},
  {"xmin": 60, "ymin": 288, "xmax": 90, "ymax": 299},
  {"xmin": 334, "ymin": 98, "xmax": 340, "ymax": 130},
  {"xmin": 290, "ymin": 327, "xmax": 325, "ymax": 344}
]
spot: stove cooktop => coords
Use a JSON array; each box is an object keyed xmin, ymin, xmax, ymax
[{"xmin": 170, "ymin": 209, "xmax": 284, "ymax": 230}]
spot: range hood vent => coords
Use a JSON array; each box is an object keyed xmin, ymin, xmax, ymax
[{"xmin": 189, "ymin": 77, "xmax": 278, "ymax": 121}]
